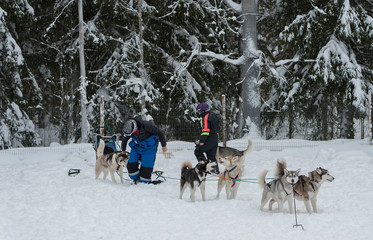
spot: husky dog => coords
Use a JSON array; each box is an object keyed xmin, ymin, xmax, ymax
[
  {"xmin": 216, "ymin": 156, "xmax": 242, "ymax": 200},
  {"xmin": 216, "ymin": 139, "xmax": 253, "ymax": 172},
  {"xmin": 95, "ymin": 139, "xmax": 129, "ymax": 184},
  {"xmin": 180, "ymin": 159, "xmax": 217, "ymax": 202},
  {"xmin": 269, "ymin": 166, "xmax": 335, "ymax": 213},
  {"xmin": 259, "ymin": 159, "xmax": 300, "ymax": 213}
]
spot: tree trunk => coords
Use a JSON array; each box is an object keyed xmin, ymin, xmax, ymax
[
  {"xmin": 238, "ymin": 0, "xmax": 260, "ymax": 137},
  {"xmin": 78, "ymin": 0, "xmax": 89, "ymax": 142},
  {"xmin": 138, "ymin": 0, "xmax": 146, "ymax": 118},
  {"xmin": 321, "ymin": 96, "xmax": 328, "ymax": 140}
]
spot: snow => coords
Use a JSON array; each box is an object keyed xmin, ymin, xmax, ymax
[{"xmin": 1, "ymin": 139, "xmax": 373, "ymax": 240}]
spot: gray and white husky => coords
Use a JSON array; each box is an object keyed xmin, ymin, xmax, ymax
[
  {"xmin": 258, "ymin": 158, "xmax": 300, "ymax": 213},
  {"xmin": 216, "ymin": 138, "xmax": 253, "ymax": 172},
  {"xmin": 95, "ymin": 139, "xmax": 129, "ymax": 184},
  {"xmin": 216, "ymin": 155, "xmax": 242, "ymax": 200},
  {"xmin": 269, "ymin": 167, "xmax": 335, "ymax": 213},
  {"xmin": 179, "ymin": 159, "xmax": 217, "ymax": 202}
]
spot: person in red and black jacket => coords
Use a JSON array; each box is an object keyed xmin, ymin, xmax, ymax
[
  {"xmin": 194, "ymin": 102, "xmax": 220, "ymax": 174},
  {"xmin": 121, "ymin": 116, "xmax": 167, "ymax": 184}
]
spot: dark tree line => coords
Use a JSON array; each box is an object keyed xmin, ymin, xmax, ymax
[{"xmin": 1, "ymin": 0, "xmax": 372, "ymax": 148}]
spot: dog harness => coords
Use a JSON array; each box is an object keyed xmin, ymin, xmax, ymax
[
  {"xmin": 280, "ymin": 180, "xmax": 290, "ymax": 196},
  {"xmin": 193, "ymin": 169, "xmax": 205, "ymax": 186},
  {"xmin": 267, "ymin": 179, "xmax": 290, "ymax": 196},
  {"xmin": 225, "ymin": 165, "xmax": 239, "ymax": 187}
]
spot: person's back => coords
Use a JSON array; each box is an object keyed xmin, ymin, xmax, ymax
[
  {"xmin": 121, "ymin": 116, "xmax": 167, "ymax": 183},
  {"xmin": 194, "ymin": 102, "xmax": 220, "ymax": 174}
]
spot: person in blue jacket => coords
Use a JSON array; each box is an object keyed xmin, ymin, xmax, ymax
[{"xmin": 121, "ymin": 116, "xmax": 167, "ymax": 184}]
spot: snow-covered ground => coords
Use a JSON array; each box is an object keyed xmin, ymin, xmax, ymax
[{"xmin": 1, "ymin": 139, "xmax": 372, "ymax": 240}]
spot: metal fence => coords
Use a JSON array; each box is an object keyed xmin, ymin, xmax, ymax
[{"xmin": 1, "ymin": 137, "xmax": 371, "ymax": 156}]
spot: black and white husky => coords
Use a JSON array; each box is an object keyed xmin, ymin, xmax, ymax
[
  {"xmin": 258, "ymin": 158, "xmax": 300, "ymax": 213},
  {"xmin": 95, "ymin": 139, "xmax": 129, "ymax": 184},
  {"xmin": 179, "ymin": 159, "xmax": 217, "ymax": 202}
]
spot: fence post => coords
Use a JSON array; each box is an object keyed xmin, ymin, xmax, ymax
[
  {"xmin": 100, "ymin": 96, "xmax": 105, "ymax": 136},
  {"xmin": 222, "ymin": 94, "xmax": 227, "ymax": 147}
]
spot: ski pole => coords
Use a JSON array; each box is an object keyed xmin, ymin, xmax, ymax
[{"xmin": 292, "ymin": 184, "xmax": 304, "ymax": 230}]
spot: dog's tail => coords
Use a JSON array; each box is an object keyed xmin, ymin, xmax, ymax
[
  {"xmin": 243, "ymin": 138, "xmax": 254, "ymax": 155},
  {"xmin": 258, "ymin": 170, "xmax": 269, "ymax": 189},
  {"xmin": 181, "ymin": 161, "xmax": 193, "ymax": 173},
  {"xmin": 274, "ymin": 158, "xmax": 287, "ymax": 178},
  {"xmin": 96, "ymin": 139, "xmax": 105, "ymax": 158}
]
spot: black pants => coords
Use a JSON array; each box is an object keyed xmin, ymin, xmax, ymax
[{"xmin": 194, "ymin": 134, "xmax": 218, "ymax": 162}]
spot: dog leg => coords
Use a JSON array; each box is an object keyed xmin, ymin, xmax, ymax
[
  {"xmin": 232, "ymin": 183, "xmax": 239, "ymax": 200},
  {"xmin": 269, "ymin": 199, "xmax": 275, "ymax": 211},
  {"xmin": 304, "ymin": 200, "xmax": 313, "ymax": 214},
  {"xmin": 103, "ymin": 170, "xmax": 108, "ymax": 180},
  {"xmin": 287, "ymin": 196, "xmax": 294, "ymax": 214},
  {"xmin": 110, "ymin": 171, "xmax": 117, "ymax": 184},
  {"xmin": 260, "ymin": 192, "xmax": 271, "ymax": 211},
  {"xmin": 179, "ymin": 184, "xmax": 187, "ymax": 200},
  {"xmin": 225, "ymin": 182, "xmax": 231, "ymax": 200},
  {"xmin": 311, "ymin": 197, "xmax": 318, "ymax": 213},
  {"xmin": 119, "ymin": 166, "xmax": 124, "ymax": 184},
  {"xmin": 274, "ymin": 197, "xmax": 284, "ymax": 213},
  {"xmin": 190, "ymin": 187, "xmax": 197, "ymax": 202},
  {"xmin": 200, "ymin": 181, "xmax": 206, "ymax": 201},
  {"xmin": 95, "ymin": 164, "xmax": 101, "ymax": 179},
  {"xmin": 216, "ymin": 176, "xmax": 224, "ymax": 198}
]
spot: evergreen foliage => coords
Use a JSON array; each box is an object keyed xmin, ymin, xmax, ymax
[
  {"xmin": 258, "ymin": 0, "xmax": 373, "ymax": 140},
  {"xmin": 0, "ymin": 0, "xmax": 372, "ymax": 147}
]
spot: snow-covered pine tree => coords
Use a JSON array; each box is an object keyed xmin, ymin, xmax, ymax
[
  {"xmin": 87, "ymin": 0, "xmax": 241, "ymax": 140},
  {"xmin": 258, "ymin": 0, "xmax": 373, "ymax": 140},
  {"xmin": 144, "ymin": 0, "xmax": 241, "ymax": 140},
  {"xmin": 0, "ymin": 2, "xmax": 41, "ymax": 148}
]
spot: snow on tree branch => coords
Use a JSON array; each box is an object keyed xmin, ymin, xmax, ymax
[
  {"xmin": 224, "ymin": 0, "xmax": 242, "ymax": 12},
  {"xmin": 199, "ymin": 49, "xmax": 245, "ymax": 65}
]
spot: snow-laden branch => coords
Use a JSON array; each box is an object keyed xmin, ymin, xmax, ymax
[
  {"xmin": 275, "ymin": 58, "xmax": 316, "ymax": 66},
  {"xmin": 158, "ymin": 47, "xmax": 201, "ymax": 102},
  {"xmin": 224, "ymin": 0, "xmax": 242, "ymax": 13},
  {"xmin": 199, "ymin": 50, "xmax": 245, "ymax": 65},
  {"xmin": 45, "ymin": 0, "xmax": 75, "ymax": 34}
]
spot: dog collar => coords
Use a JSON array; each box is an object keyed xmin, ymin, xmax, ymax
[
  {"xmin": 227, "ymin": 165, "xmax": 237, "ymax": 173},
  {"xmin": 115, "ymin": 156, "xmax": 121, "ymax": 170}
]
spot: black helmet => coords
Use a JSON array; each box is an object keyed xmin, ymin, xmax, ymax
[
  {"xmin": 196, "ymin": 102, "xmax": 210, "ymax": 112},
  {"xmin": 123, "ymin": 119, "xmax": 137, "ymax": 136}
]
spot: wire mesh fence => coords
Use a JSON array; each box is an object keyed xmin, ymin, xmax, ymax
[
  {"xmin": 1, "ymin": 137, "xmax": 371, "ymax": 156},
  {"xmin": 3, "ymin": 98, "xmax": 373, "ymax": 152}
]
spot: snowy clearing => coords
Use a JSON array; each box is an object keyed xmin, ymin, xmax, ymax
[{"xmin": 1, "ymin": 139, "xmax": 372, "ymax": 240}]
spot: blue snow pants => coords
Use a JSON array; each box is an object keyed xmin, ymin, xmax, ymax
[{"xmin": 127, "ymin": 135, "xmax": 158, "ymax": 183}]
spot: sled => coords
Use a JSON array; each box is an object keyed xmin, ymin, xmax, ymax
[{"xmin": 94, "ymin": 134, "xmax": 122, "ymax": 154}]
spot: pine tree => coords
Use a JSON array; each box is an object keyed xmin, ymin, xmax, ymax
[
  {"xmin": 0, "ymin": 2, "xmax": 41, "ymax": 148},
  {"xmin": 258, "ymin": 0, "xmax": 373, "ymax": 140}
]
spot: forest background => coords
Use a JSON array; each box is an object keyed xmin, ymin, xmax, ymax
[{"xmin": 1, "ymin": 0, "xmax": 372, "ymax": 148}]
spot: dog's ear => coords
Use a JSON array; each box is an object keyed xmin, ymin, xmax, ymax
[
  {"xmin": 284, "ymin": 168, "xmax": 289, "ymax": 175},
  {"xmin": 232, "ymin": 156, "xmax": 239, "ymax": 163},
  {"xmin": 296, "ymin": 168, "xmax": 301, "ymax": 175},
  {"xmin": 316, "ymin": 168, "xmax": 322, "ymax": 174}
]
